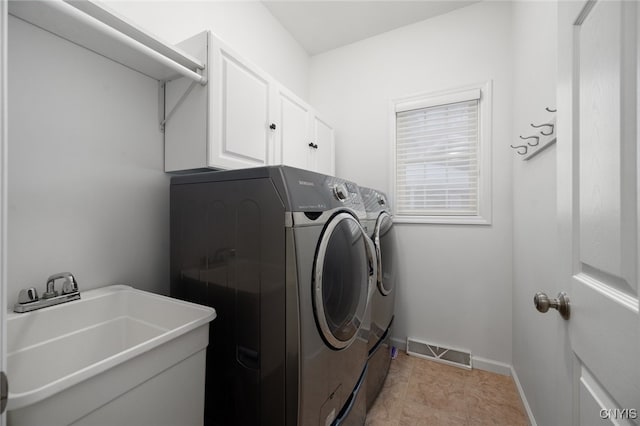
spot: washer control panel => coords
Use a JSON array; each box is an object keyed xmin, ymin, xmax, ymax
[
  {"xmin": 360, "ymin": 186, "xmax": 391, "ymax": 215},
  {"xmin": 280, "ymin": 167, "xmax": 365, "ymax": 214}
]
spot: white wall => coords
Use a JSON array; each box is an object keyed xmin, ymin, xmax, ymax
[
  {"xmin": 511, "ymin": 2, "xmax": 572, "ymax": 424},
  {"xmin": 6, "ymin": 1, "xmax": 310, "ymax": 308},
  {"xmin": 309, "ymin": 1, "xmax": 514, "ymax": 365},
  {"xmin": 104, "ymin": 1, "xmax": 310, "ymax": 101},
  {"xmin": 7, "ymin": 16, "xmax": 169, "ymax": 305}
]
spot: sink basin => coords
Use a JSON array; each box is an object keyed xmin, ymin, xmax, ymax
[{"xmin": 6, "ymin": 284, "xmax": 216, "ymax": 426}]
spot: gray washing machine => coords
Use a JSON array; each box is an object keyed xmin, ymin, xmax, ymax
[
  {"xmin": 170, "ymin": 166, "xmax": 375, "ymax": 426},
  {"xmin": 359, "ymin": 187, "xmax": 397, "ymax": 409}
]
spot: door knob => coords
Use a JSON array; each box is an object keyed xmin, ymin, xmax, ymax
[{"xmin": 534, "ymin": 291, "xmax": 570, "ymax": 320}]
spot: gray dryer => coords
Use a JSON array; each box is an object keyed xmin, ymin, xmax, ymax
[
  {"xmin": 170, "ymin": 166, "xmax": 375, "ymax": 425},
  {"xmin": 359, "ymin": 186, "xmax": 397, "ymax": 409}
]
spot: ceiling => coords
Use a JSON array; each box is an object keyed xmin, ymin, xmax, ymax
[{"xmin": 262, "ymin": 1, "xmax": 480, "ymax": 56}]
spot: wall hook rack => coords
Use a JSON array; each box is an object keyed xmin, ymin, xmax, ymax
[{"xmin": 513, "ymin": 108, "xmax": 557, "ymax": 161}]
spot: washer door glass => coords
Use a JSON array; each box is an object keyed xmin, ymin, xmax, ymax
[
  {"xmin": 314, "ymin": 212, "xmax": 372, "ymax": 350},
  {"xmin": 375, "ymin": 212, "xmax": 395, "ymax": 296}
]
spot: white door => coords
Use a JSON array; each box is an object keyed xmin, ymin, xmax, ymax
[
  {"xmin": 0, "ymin": 0, "xmax": 7, "ymax": 424},
  {"xmin": 558, "ymin": 1, "xmax": 640, "ymax": 424},
  {"xmin": 276, "ymin": 88, "xmax": 310, "ymax": 170}
]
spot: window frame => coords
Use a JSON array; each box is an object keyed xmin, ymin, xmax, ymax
[{"xmin": 390, "ymin": 81, "xmax": 493, "ymax": 225}]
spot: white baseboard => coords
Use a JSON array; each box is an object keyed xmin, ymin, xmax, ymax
[
  {"xmin": 471, "ymin": 356, "xmax": 512, "ymax": 376},
  {"xmin": 510, "ymin": 365, "xmax": 537, "ymax": 426},
  {"xmin": 389, "ymin": 337, "xmax": 536, "ymax": 426}
]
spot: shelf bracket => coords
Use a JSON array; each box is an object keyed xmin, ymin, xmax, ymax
[{"xmin": 160, "ymin": 80, "xmax": 198, "ymax": 132}]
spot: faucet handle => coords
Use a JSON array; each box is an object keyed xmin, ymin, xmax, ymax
[{"xmin": 18, "ymin": 287, "xmax": 39, "ymax": 304}]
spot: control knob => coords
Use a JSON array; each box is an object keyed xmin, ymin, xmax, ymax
[{"xmin": 333, "ymin": 184, "xmax": 348, "ymax": 201}]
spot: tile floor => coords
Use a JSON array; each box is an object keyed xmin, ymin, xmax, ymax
[{"xmin": 365, "ymin": 351, "xmax": 529, "ymax": 426}]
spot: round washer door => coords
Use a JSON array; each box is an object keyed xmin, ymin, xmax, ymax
[
  {"xmin": 374, "ymin": 212, "xmax": 395, "ymax": 296},
  {"xmin": 314, "ymin": 212, "xmax": 374, "ymax": 350}
]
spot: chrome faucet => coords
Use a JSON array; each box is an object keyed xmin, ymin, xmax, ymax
[{"xmin": 14, "ymin": 272, "xmax": 80, "ymax": 313}]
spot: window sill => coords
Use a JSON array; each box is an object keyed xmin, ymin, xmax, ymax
[{"xmin": 393, "ymin": 215, "xmax": 492, "ymax": 225}]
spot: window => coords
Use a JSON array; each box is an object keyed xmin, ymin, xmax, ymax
[{"xmin": 391, "ymin": 82, "xmax": 492, "ymax": 225}]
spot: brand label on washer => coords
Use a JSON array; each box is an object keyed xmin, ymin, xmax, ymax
[
  {"xmin": 298, "ymin": 204, "xmax": 327, "ymax": 209},
  {"xmin": 298, "ymin": 180, "xmax": 315, "ymax": 186}
]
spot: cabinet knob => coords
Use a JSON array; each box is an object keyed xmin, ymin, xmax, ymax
[
  {"xmin": 308, "ymin": 142, "xmax": 318, "ymax": 149},
  {"xmin": 269, "ymin": 123, "xmax": 276, "ymax": 130}
]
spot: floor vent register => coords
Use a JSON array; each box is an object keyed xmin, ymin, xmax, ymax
[{"xmin": 406, "ymin": 337, "xmax": 472, "ymax": 369}]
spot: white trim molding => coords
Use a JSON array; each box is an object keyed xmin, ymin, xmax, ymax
[
  {"xmin": 1, "ymin": 0, "xmax": 8, "ymax": 424},
  {"xmin": 389, "ymin": 81, "xmax": 493, "ymax": 225},
  {"xmin": 510, "ymin": 365, "xmax": 538, "ymax": 426}
]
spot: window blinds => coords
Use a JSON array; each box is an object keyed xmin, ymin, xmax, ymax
[{"xmin": 395, "ymin": 96, "xmax": 480, "ymax": 216}]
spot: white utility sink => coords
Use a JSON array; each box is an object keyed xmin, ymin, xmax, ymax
[{"xmin": 6, "ymin": 285, "xmax": 216, "ymax": 426}]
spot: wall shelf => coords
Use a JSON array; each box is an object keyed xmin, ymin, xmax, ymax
[{"xmin": 8, "ymin": 0, "xmax": 206, "ymax": 84}]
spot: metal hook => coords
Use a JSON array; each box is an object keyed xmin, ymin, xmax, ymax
[
  {"xmin": 545, "ymin": 107, "xmax": 557, "ymax": 113},
  {"xmin": 510, "ymin": 144, "xmax": 528, "ymax": 155},
  {"xmin": 540, "ymin": 125, "xmax": 554, "ymax": 136},
  {"xmin": 530, "ymin": 122, "xmax": 555, "ymax": 136},
  {"xmin": 520, "ymin": 135, "xmax": 540, "ymax": 147}
]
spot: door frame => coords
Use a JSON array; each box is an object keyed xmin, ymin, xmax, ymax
[
  {"xmin": 0, "ymin": 0, "xmax": 8, "ymax": 424},
  {"xmin": 557, "ymin": 3, "xmax": 582, "ymax": 424}
]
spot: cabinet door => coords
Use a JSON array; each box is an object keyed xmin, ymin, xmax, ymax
[
  {"xmin": 311, "ymin": 115, "xmax": 335, "ymax": 176},
  {"xmin": 275, "ymin": 87, "xmax": 311, "ymax": 170},
  {"xmin": 209, "ymin": 35, "xmax": 271, "ymax": 169}
]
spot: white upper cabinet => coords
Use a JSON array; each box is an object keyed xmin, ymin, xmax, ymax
[
  {"xmin": 274, "ymin": 87, "xmax": 311, "ymax": 170},
  {"xmin": 165, "ymin": 31, "xmax": 273, "ymax": 171},
  {"xmin": 272, "ymin": 85, "xmax": 335, "ymax": 175},
  {"xmin": 311, "ymin": 115, "xmax": 335, "ymax": 176},
  {"xmin": 164, "ymin": 30, "xmax": 335, "ymax": 174}
]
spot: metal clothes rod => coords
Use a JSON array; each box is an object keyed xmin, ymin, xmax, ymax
[
  {"xmin": 11, "ymin": 0, "xmax": 207, "ymax": 85},
  {"xmin": 65, "ymin": 0, "xmax": 204, "ymax": 72},
  {"xmin": 55, "ymin": 0, "xmax": 207, "ymax": 85}
]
